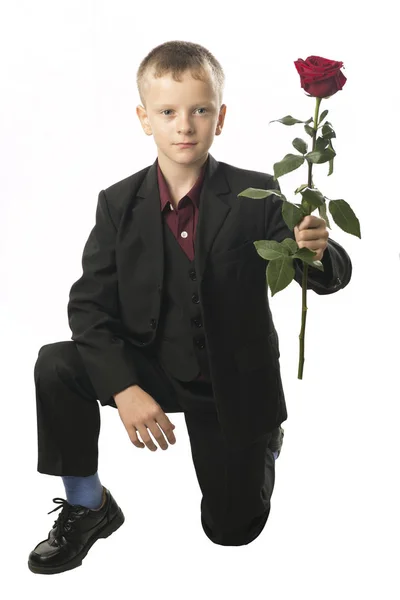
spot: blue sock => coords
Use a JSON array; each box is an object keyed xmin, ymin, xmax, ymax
[{"xmin": 62, "ymin": 472, "xmax": 104, "ymax": 510}]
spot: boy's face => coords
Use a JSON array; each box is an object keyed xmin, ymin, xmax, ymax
[{"xmin": 136, "ymin": 67, "xmax": 226, "ymax": 166}]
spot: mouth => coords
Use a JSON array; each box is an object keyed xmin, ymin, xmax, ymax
[{"xmin": 175, "ymin": 142, "xmax": 197, "ymax": 146}]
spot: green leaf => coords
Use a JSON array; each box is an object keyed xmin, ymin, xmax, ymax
[
  {"xmin": 266, "ymin": 257, "xmax": 296, "ymax": 296},
  {"xmin": 281, "ymin": 238, "xmax": 298, "ymax": 253},
  {"xmin": 269, "ymin": 115, "xmax": 313, "ymax": 126},
  {"xmin": 282, "ymin": 200, "xmax": 304, "ymax": 230},
  {"xmin": 318, "ymin": 202, "xmax": 331, "ymax": 229},
  {"xmin": 328, "ymin": 199, "xmax": 362, "ymax": 238},
  {"xmin": 294, "ymin": 203, "xmax": 310, "ymax": 218},
  {"xmin": 315, "ymin": 136, "xmax": 331, "ymax": 153},
  {"xmin": 254, "ymin": 239, "xmax": 291, "ymax": 261},
  {"xmin": 304, "ymin": 124, "xmax": 315, "ymax": 137},
  {"xmin": 273, "ymin": 154, "xmax": 305, "ymax": 178},
  {"xmin": 301, "ymin": 199, "xmax": 313, "ymax": 215},
  {"xmin": 318, "ymin": 109, "xmax": 329, "ymax": 125},
  {"xmin": 294, "ymin": 184, "xmax": 309, "ymax": 195},
  {"xmin": 305, "ymin": 145, "xmax": 336, "ymax": 164},
  {"xmin": 237, "ymin": 187, "xmax": 285, "ymax": 200},
  {"xmin": 293, "ymin": 248, "xmax": 324, "ymax": 271},
  {"xmin": 328, "ymin": 156, "xmax": 334, "ymax": 176},
  {"xmin": 299, "ymin": 187, "xmax": 325, "ymax": 209},
  {"xmin": 292, "ymin": 137, "xmax": 308, "ymax": 155},
  {"xmin": 321, "ymin": 121, "xmax": 336, "ymax": 140}
]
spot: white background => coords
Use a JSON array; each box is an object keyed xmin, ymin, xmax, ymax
[{"xmin": 1, "ymin": 0, "xmax": 399, "ymax": 597}]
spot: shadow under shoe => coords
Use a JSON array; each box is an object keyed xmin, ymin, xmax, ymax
[{"xmin": 28, "ymin": 486, "xmax": 125, "ymax": 575}]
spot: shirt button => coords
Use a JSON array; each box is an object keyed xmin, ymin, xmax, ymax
[{"xmin": 181, "ymin": 231, "xmax": 188, "ymax": 238}]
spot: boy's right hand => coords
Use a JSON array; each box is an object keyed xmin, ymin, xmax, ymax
[{"xmin": 113, "ymin": 385, "xmax": 176, "ymax": 451}]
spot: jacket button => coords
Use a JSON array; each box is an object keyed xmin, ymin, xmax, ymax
[
  {"xmin": 150, "ymin": 318, "xmax": 157, "ymax": 329},
  {"xmin": 191, "ymin": 293, "xmax": 200, "ymax": 304}
]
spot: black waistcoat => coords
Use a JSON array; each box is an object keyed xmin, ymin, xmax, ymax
[{"xmin": 154, "ymin": 218, "xmax": 212, "ymax": 382}]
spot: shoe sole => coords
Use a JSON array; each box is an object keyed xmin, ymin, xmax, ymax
[{"xmin": 28, "ymin": 507, "xmax": 125, "ymax": 575}]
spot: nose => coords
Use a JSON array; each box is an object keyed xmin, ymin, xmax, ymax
[{"xmin": 177, "ymin": 119, "xmax": 193, "ymax": 134}]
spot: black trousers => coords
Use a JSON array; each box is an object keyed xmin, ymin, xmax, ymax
[{"xmin": 33, "ymin": 341, "xmax": 277, "ymax": 546}]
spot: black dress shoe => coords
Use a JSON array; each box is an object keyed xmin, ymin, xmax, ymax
[
  {"xmin": 268, "ymin": 426, "xmax": 284, "ymax": 458},
  {"xmin": 28, "ymin": 486, "xmax": 124, "ymax": 574}
]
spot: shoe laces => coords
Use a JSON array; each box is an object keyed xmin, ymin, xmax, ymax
[{"xmin": 47, "ymin": 498, "xmax": 87, "ymax": 539}]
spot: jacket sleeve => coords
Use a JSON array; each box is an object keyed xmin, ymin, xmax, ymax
[
  {"xmin": 67, "ymin": 189, "xmax": 139, "ymax": 405},
  {"xmin": 264, "ymin": 176, "xmax": 352, "ymax": 295}
]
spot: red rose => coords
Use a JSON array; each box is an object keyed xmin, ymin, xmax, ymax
[{"xmin": 294, "ymin": 55, "xmax": 347, "ymax": 98}]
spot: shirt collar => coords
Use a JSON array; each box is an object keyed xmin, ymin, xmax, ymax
[{"xmin": 157, "ymin": 156, "xmax": 208, "ymax": 212}]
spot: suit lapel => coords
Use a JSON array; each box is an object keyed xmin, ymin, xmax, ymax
[{"xmin": 132, "ymin": 153, "xmax": 232, "ymax": 288}]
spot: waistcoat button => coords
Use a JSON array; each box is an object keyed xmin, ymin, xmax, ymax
[
  {"xmin": 191, "ymin": 293, "xmax": 200, "ymax": 304},
  {"xmin": 195, "ymin": 337, "xmax": 205, "ymax": 349}
]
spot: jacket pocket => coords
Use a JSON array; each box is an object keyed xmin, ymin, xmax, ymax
[{"xmin": 210, "ymin": 240, "xmax": 257, "ymax": 265}]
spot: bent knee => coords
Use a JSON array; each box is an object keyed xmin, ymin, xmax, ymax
[{"xmin": 34, "ymin": 341, "xmax": 76, "ymax": 379}]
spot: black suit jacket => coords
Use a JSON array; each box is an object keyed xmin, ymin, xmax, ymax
[{"xmin": 68, "ymin": 153, "xmax": 352, "ymax": 446}]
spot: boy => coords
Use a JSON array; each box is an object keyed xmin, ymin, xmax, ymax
[{"xmin": 28, "ymin": 41, "xmax": 352, "ymax": 574}]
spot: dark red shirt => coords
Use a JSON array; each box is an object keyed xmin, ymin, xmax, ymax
[{"xmin": 157, "ymin": 156, "xmax": 208, "ymax": 381}]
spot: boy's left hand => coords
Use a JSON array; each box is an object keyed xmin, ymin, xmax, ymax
[{"xmin": 294, "ymin": 215, "xmax": 329, "ymax": 262}]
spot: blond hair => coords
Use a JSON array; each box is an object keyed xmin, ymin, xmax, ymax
[{"xmin": 136, "ymin": 40, "xmax": 225, "ymax": 109}]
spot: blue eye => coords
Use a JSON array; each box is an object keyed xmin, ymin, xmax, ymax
[{"xmin": 161, "ymin": 108, "xmax": 207, "ymax": 116}]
